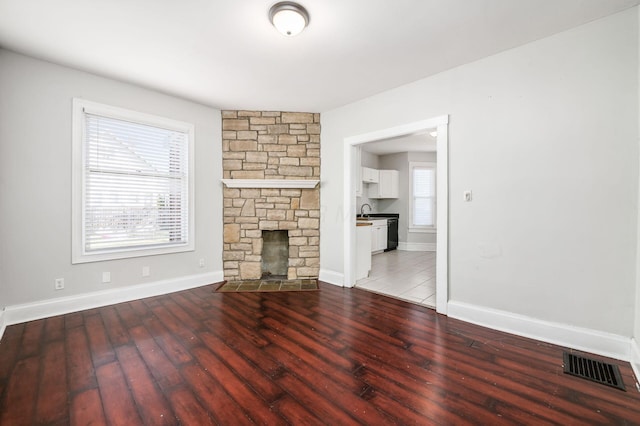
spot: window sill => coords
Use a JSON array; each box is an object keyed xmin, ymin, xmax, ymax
[
  {"xmin": 72, "ymin": 243, "xmax": 194, "ymax": 264},
  {"xmin": 409, "ymin": 227, "xmax": 436, "ymax": 234}
]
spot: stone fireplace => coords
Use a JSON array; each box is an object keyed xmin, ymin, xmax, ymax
[{"xmin": 221, "ymin": 110, "xmax": 320, "ymax": 281}]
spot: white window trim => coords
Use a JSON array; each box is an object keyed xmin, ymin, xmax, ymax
[
  {"xmin": 409, "ymin": 161, "xmax": 436, "ymax": 233},
  {"xmin": 72, "ymin": 98, "xmax": 195, "ymax": 263}
]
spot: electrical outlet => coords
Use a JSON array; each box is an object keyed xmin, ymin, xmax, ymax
[
  {"xmin": 142, "ymin": 266, "xmax": 150, "ymax": 277},
  {"xmin": 199, "ymin": 258, "xmax": 205, "ymax": 268},
  {"xmin": 54, "ymin": 278, "xmax": 64, "ymax": 290},
  {"xmin": 102, "ymin": 272, "xmax": 111, "ymax": 283}
]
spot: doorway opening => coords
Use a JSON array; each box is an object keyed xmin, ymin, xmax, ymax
[
  {"xmin": 355, "ymin": 137, "xmax": 437, "ymax": 307},
  {"xmin": 343, "ymin": 116, "xmax": 448, "ymax": 315}
]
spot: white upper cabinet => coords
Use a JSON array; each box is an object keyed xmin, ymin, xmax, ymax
[
  {"xmin": 362, "ymin": 167, "xmax": 379, "ymax": 183},
  {"xmin": 368, "ymin": 170, "xmax": 399, "ymax": 199}
]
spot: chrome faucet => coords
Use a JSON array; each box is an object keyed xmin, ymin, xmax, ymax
[{"xmin": 360, "ymin": 203, "xmax": 372, "ymax": 217}]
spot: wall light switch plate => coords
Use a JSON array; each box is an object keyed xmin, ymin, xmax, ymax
[
  {"xmin": 463, "ymin": 190, "xmax": 472, "ymax": 202},
  {"xmin": 102, "ymin": 272, "xmax": 111, "ymax": 283}
]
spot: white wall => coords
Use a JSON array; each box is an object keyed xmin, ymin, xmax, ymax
[
  {"xmin": 634, "ymin": 6, "xmax": 640, "ymax": 372},
  {"xmin": 321, "ymin": 9, "xmax": 638, "ymax": 337},
  {"xmin": 0, "ymin": 50, "xmax": 223, "ymax": 312}
]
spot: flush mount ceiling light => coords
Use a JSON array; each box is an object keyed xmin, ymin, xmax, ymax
[{"xmin": 269, "ymin": 2, "xmax": 309, "ymax": 37}]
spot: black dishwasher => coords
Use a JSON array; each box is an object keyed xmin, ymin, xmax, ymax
[{"xmin": 385, "ymin": 218, "xmax": 398, "ymax": 252}]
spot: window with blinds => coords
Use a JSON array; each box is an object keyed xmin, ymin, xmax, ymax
[
  {"xmin": 410, "ymin": 163, "xmax": 436, "ymax": 229},
  {"xmin": 72, "ymin": 99, "xmax": 194, "ymax": 263}
]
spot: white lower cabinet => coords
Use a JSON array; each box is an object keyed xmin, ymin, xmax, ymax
[
  {"xmin": 369, "ymin": 220, "xmax": 388, "ymax": 253},
  {"xmin": 356, "ymin": 225, "xmax": 372, "ymax": 280}
]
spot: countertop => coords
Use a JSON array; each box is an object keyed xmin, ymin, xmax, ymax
[{"xmin": 357, "ymin": 213, "xmax": 399, "ymax": 221}]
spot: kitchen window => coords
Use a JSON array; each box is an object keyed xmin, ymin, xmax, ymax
[
  {"xmin": 72, "ymin": 99, "xmax": 194, "ymax": 263},
  {"xmin": 409, "ymin": 162, "xmax": 436, "ymax": 231}
]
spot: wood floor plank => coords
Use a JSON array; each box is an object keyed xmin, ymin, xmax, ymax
[
  {"xmin": 262, "ymin": 316, "xmax": 353, "ymax": 370},
  {"xmin": 190, "ymin": 345, "xmax": 287, "ymax": 425},
  {"xmin": 203, "ymin": 316, "xmax": 283, "ymax": 376},
  {"xmin": 128, "ymin": 325, "xmax": 183, "ymax": 391},
  {"xmin": 43, "ymin": 315, "xmax": 65, "ymax": 343},
  {"xmin": 275, "ymin": 372, "xmax": 364, "ymax": 425},
  {"xmin": 0, "ymin": 323, "xmax": 24, "ymax": 383},
  {"xmin": 84, "ymin": 313, "xmax": 116, "ymax": 367},
  {"xmin": 203, "ymin": 313, "xmax": 271, "ymax": 349},
  {"xmin": 199, "ymin": 331, "xmax": 285, "ymax": 402},
  {"xmin": 115, "ymin": 345, "xmax": 176, "ymax": 425},
  {"xmin": 35, "ymin": 340, "xmax": 68, "ymax": 424},
  {"xmin": 264, "ymin": 341, "xmax": 393, "ymax": 424},
  {"xmin": 99, "ymin": 306, "xmax": 130, "ymax": 347},
  {"xmin": 167, "ymin": 386, "xmax": 216, "ymax": 426},
  {"xmin": 70, "ymin": 388, "xmax": 107, "ymax": 426},
  {"xmin": 357, "ymin": 366, "xmax": 476, "ymax": 424},
  {"xmin": 64, "ymin": 312, "xmax": 84, "ymax": 330},
  {"xmin": 266, "ymin": 308, "xmax": 346, "ymax": 351},
  {"xmin": 95, "ymin": 361, "xmax": 143, "ymax": 426},
  {"xmin": 114, "ymin": 302, "xmax": 143, "ymax": 329},
  {"xmin": 169, "ymin": 292, "xmax": 212, "ymax": 321},
  {"xmin": 160, "ymin": 296, "xmax": 205, "ymax": 332},
  {"xmin": 65, "ymin": 326, "xmax": 97, "ymax": 393},
  {"xmin": 181, "ymin": 362, "xmax": 254, "ymax": 425},
  {"xmin": 0, "ymin": 356, "xmax": 39, "ymax": 425},
  {"xmin": 272, "ymin": 394, "xmax": 326, "ymax": 425},
  {"xmin": 1, "ymin": 281, "xmax": 640, "ymax": 424},
  {"xmin": 262, "ymin": 328, "xmax": 369, "ymax": 394},
  {"xmin": 142, "ymin": 314, "xmax": 193, "ymax": 366},
  {"xmin": 207, "ymin": 293, "xmax": 265, "ymax": 329},
  {"xmin": 128, "ymin": 299, "xmax": 153, "ymax": 319},
  {"xmin": 18, "ymin": 319, "xmax": 44, "ymax": 359}
]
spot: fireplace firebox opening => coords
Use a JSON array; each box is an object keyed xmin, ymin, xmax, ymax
[{"xmin": 261, "ymin": 230, "xmax": 289, "ymax": 280}]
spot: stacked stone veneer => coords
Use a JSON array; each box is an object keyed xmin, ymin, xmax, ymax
[{"xmin": 222, "ymin": 110, "xmax": 320, "ymax": 281}]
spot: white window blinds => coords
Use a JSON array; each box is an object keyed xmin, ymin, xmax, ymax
[
  {"xmin": 72, "ymin": 99, "xmax": 194, "ymax": 262},
  {"xmin": 412, "ymin": 167, "xmax": 436, "ymax": 227}
]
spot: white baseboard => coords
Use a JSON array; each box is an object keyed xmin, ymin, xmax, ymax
[
  {"xmin": 448, "ymin": 300, "xmax": 632, "ymax": 362},
  {"xmin": 3, "ymin": 271, "xmax": 224, "ymax": 328},
  {"xmin": 398, "ymin": 242, "xmax": 436, "ymax": 252},
  {"xmin": 0, "ymin": 308, "xmax": 6, "ymax": 342},
  {"xmin": 319, "ymin": 269, "xmax": 344, "ymax": 287},
  {"xmin": 630, "ymin": 338, "xmax": 640, "ymax": 386}
]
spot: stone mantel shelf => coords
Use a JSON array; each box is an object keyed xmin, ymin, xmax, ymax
[{"xmin": 221, "ymin": 179, "xmax": 319, "ymax": 189}]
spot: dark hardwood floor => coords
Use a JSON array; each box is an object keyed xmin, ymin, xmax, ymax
[{"xmin": 1, "ymin": 282, "xmax": 640, "ymax": 425}]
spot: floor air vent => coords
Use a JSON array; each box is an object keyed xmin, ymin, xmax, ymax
[{"xmin": 563, "ymin": 352, "xmax": 625, "ymax": 391}]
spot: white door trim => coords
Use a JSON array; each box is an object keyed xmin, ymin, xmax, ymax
[{"xmin": 343, "ymin": 115, "xmax": 449, "ymax": 315}]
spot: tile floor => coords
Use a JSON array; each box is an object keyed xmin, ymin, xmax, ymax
[{"xmin": 356, "ymin": 250, "xmax": 436, "ymax": 308}]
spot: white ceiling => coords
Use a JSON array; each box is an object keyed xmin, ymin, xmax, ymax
[
  {"xmin": 363, "ymin": 133, "xmax": 436, "ymax": 155},
  {"xmin": 0, "ymin": 0, "xmax": 637, "ymax": 112}
]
